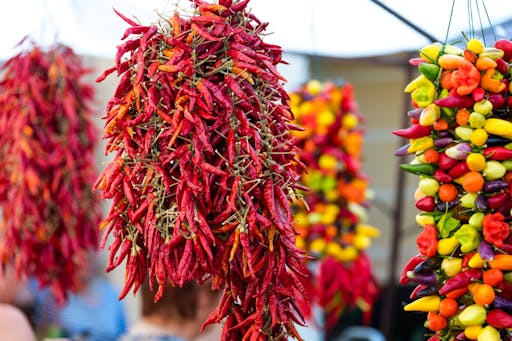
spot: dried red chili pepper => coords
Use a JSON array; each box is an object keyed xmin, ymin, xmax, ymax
[
  {"xmin": 95, "ymin": 1, "xmax": 309, "ymax": 339},
  {"xmin": 0, "ymin": 42, "xmax": 101, "ymax": 302}
]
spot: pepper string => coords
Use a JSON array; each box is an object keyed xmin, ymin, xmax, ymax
[
  {"xmin": 94, "ymin": 0, "xmax": 310, "ymax": 340},
  {"xmin": 397, "ymin": 37, "xmax": 512, "ymax": 340},
  {"xmin": 0, "ymin": 43, "xmax": 101, "ymax": 303},
  {"xmin": 289, "ymin": 80, "xmax": 380, "ymax": 332}
]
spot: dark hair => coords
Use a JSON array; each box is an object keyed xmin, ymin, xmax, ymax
[{"xmin": 140, "ymin": 280, "xmax": 215, "ymax": 321}]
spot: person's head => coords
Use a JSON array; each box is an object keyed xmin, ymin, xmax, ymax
[{"xmin": 140, "ymin": 279, "xmax": 221, "ymax": 328}]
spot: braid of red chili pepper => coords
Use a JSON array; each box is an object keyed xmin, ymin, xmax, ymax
[
  {"xmin": 0, "ymin": 43, "xmax": 101, "ymax": 303},
  {"xmin": 95, "ymin": 1, "xmax": 309, "ymax": 339}
]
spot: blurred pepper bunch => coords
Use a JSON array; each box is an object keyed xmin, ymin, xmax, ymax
[
  {"xmin": 397, "ymin": 37, "xmax": 512, "ymax": 340},
  {"xmin": 0, "ymin": 43, "xmax": 100, "ymax": 303},
  {"xmin": 290, "ymin": 80, "xmax": 380, "ymax": 330}
]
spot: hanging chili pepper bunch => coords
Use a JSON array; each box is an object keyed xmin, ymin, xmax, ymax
[
  {"xmin": 94, "ymin": 0, "xmax": 310, "ymax": 339},
  {"xmin": 0, "ymin": 42, "xmax": 101, "ymax": 303},
  {"xmin": 289, "ymin": 80, "xmax": 380, "ymax": 331},
  {"xmin": 397, "ymin": 37, "xmax": 512, "ymax": 340}
]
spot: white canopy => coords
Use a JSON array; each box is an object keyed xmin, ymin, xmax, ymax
[{"xmin": 1, "ymin": 0, "xmax": 511, "ymax": 60}]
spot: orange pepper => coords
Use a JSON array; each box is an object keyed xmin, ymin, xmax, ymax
[
  {"xmin": 438, "ymin": 54, "xmax": 464, "ymax": 70},
  {"xmin": 475, "ymin": 56, "xmax": 497, "ymax": 71},
  {"xmin": 440, "ymin": 70, "xmax": 454, "ymax": 90},
  {"xmin": 480, "ymin": 68, "xmax": 507, "ymax": 93}
]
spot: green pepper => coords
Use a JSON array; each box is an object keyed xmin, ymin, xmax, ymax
[
  {"xmin": 454, "ymin": 224, "xmax": 480, "ymax": 253},
  {"xmin": 400, "ymin": 163, "xmax": 435, "ymax": 176},
  {"xmin": 438, "ymin": 88, "xmax": 455, "ymax": 117},
  {"xmin": 437, "ymin": 212, "xmax": 460, "ymax": 238},
  {"xmin": 419, "ymin": 63, "xmax": 441, "ymax": 82}
]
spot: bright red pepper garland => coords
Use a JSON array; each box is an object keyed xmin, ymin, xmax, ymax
[
  {"xmin": 95, "ymin": 1, "xmax": 309, "ymax": 339},
  {"xmin": 0, "ymin": 43, "xmax": 101, "ymax": 303}
]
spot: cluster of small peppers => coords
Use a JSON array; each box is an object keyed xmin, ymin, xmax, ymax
[
  {"xmin": 0, "ymin": 43, "xmax": 101, "ymax": 303},
  {"xmin": 289, "ymin": 80, "xmax": 380, "ymax": 331},
  {"xmin": 397, "ymin": 37, "xmax": 512, "ymax": 340},
  {"xmin": 94, "ymin": 1, "xmax": 310, "ymax": 340}
]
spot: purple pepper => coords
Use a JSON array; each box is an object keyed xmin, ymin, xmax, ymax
[
  {"xmin": 434, "ymin": 136, "xmax": 454, "ymax": 148},
  {"xmin": 475, "ymin": 195, "xmax": 488, "ymax": 211},
  {"xmin": 483, "ymin": 180, "xmax": 509, "ymax": 193},
  {"xmin": 477, "ymin": 240, "xmax": 494, "ymax": 261}
]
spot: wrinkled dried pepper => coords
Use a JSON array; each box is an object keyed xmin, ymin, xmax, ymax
[{"xmin": 95, "ymin": 1, "xmax": 309, "ymax": 340}]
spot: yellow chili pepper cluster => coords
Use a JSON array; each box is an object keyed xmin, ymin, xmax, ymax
[
  {"xmin": 290, "ymin": 80, "xmax": 380, "ymax": 330},
  {"xmin": 397, "ymin": 37, "xmax": 512, "ymax": 341}
]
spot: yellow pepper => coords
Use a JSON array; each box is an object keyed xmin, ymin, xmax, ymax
[
  {"xmin": 408, "ymin": 136, "xmax": 434, "ymax": 153},
  {"xmin": 404, "ymin": 75, "xmax": 437, "ymax": 108},
  {"xmin": 468, "ymin": 252, "xmax": 486, "ymax": 268},
  {"xmin": 458, "ymin": 304, "xmax": 487, "ymax": 326},
  {"xmin": 403, "ymin": 295, "xmax": 441, "ymax": 312},
  {"xmin": 419, "ymin": 103, "xmax": 440, "ymax": 126},
  {"xmin": 484, "ymin": 118, "xmax": 512, "ymax": 139},
  {"xmin": 437, "ymin": 236, "xmax": 460, "ymax": 256},
  {"xmin": 477, "ymin": 325, "xmax": 500, "ymax": 341}
]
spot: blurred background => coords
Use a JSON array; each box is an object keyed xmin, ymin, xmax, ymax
[{"xmin": 1, "ymin": 0, "xmax": 512, "ymax": 340}]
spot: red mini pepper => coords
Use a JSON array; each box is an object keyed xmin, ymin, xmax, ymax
[
  {"xmin": 438, "ymin": 269, "xmax": 483, "ymax": 295},
  {"xmin": 483, "ymin": 146, "xmax": 512, "ymax": 160},
  {"xmin": 434, "ymin": 89, "xmax": 475, "ymax": 108},
  {"xmin": 400, "ymin": 255, "xmax": 426, "ymax": 285},
  {"xmin": 447, "ymin": 161, "xmax": 470, "ymax": 179},
  {"xmin": 483, "ymin": 212, "xmax": 510, "ymax": 248},
  {"xmin": 417, "ymin": 225, "xmax": 438, "ymax": 257},
  {"xmin": 393, "ymin": 124, "xmax": 432, "ymax": 139},
  {"xmin": 486, "ymin": 309, "xmax": 512, "ymax": 328}
]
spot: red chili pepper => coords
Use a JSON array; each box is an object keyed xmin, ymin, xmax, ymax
[
  {"xmin": 434, "ymin": 89, "xmax": 475, "ymax": 108},
  {"xmin": 0, "ymin": 43, "xmax": 101, "ymax": 301},
  {"xmin": 486, "ymin": 309, "xmax": 512, "ymax": 328},
  {"xmin": 417, "ymin": 225, "xmax": 438, "ymax": 257},
  {"xmin": 416, "ymin": 196, "xmax": 436, "ymax": 212},
  {"xmin": 483, "ymin": 212, "xmax": 510, "ymax": 248},
  {"xmin": 438, "ymin": 152, "xmax": 460, "ymax": 170},
  {"xmin": 393, "ymin": 124, "xmax": 432, "ymax": 139},
  {"xmin": 433, "ymin": 169, "xmax": 453, "ymax": 183},
  {"xmin": 447, "ymin": 161, "xmax": 470, "ymax": 179},
  {"xmin": 438, "ymin": 269, "xmax": 483, "ymax": 295},
  {"xmin": 484, "ymin": 146, "xmax": 512, "ymax": 160}
]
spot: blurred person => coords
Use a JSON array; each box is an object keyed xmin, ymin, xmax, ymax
[
  {"xmin": 0, "ymin": 265, "xmax": 37, "ymax": 341},
  {"xmin": 31, "ymin": 252, "xmax": 127, "ymax": 340},
  {"xmin": 119, "ymin": 280, "xmax": 221, "ymax": 341}
]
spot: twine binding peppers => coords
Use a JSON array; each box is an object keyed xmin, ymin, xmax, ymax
[
  {"xmin": 397, "ymin": 37, "xmax": 512, "ymax": 340},
  {"xmin": 0, "ymin": 42, "xmax": 101, "ymax": 303},
  {"xmin": 94, "ymin": 1, "xmax": 310, "ymax": 340},
  {"xmin": 289, "ymin": 80, "xmax": 380, "ymax": 332}
]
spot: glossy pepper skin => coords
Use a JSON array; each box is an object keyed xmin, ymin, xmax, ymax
[
  {"xmin": 393, "ymin": 124, "xmax": 432, "ymax": 139},
  {"xmin": 438, "ymin": 269, "xmax": 483, "ymax": 295},
  {"xmin": 487, "ymin": 309, "xmax": 512, "ymax": 328},
  {"xmin": 399, "ymin": 38, "xmax": 512, "ymax": 340}
]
